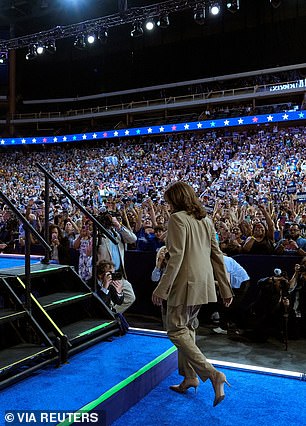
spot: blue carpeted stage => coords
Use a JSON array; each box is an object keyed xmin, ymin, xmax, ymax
[
  {"xmin": 0, "ymin": 330, "xmax": 177, "ymax": 426},
  {"xmin": 0, "ymin": 328, "xmax": 305, "ymax": 426}
]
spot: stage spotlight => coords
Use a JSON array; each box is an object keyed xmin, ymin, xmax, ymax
[
  {"xmin": 26, "ymin": 45, "xmax": 38, "ymax": 60},
  {"xmin": 87, "ymin": 33, "xmax": 96, "ymax": 44},
  {"xmin": 0, "ymin": 51, "xmax": 8, "ymax": 65},
  {"xmin": 194, "ymin": 4, "xmax": 206, "ymax": 25},
  {"xmin": 270, "ymin": 0, "xmax": 281, "ymax": 8},
  {"xmin": 74, "ymin": 34, "xmax": 86, "ymax": 49},
  {"xmin": 210, "ymin": 2, "xmax": 221, "ymax": 15},
  {"xmin": 226, "ymin": 0, "xmax": 239, "ymax": 13},
  {"xmin": 97, "ymin": 28, "xmax": 108, "ymax": 45},
  {"xmin": 45, "ymin": 40, "xmax": 56, "ymax": 54},
  {"xmin": 131, "ymin": 21, "xmax": 143, "ymax": 37},
  {"xmin": 145, "ymin": 19, "xmax": 155, "ymax": 31},
  {"xmin": 157, "ymin": 13, "xmax": 170, "ymax": 28},
  {"xmin": 36, "ymin": 42, "xmax": 45, "ymax": 55}
]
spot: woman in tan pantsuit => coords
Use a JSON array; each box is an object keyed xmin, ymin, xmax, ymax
[{"xmin": 152, "ymin": 181, "xmax": 233, "ymax": 407}]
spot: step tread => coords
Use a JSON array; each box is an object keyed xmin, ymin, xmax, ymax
[
  {"xmin": 0, "ymin": 308, "xmax": 26, "ymax": 320},
  {"xmin": 0, "ymin": 343, "xmax": 55, "ymax": 371},
  {"xmin": 37, "ymin": 291, "xmax": 91, "ymax": 307},
  {"xmin": 61, "ymin": 318, "xmax": 116, "ymax": 340}
]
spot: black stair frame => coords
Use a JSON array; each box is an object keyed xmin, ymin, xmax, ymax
[
  {"xmin": 0, "ymin": 165, "xmax": 122, "ymax": 388},
  {"xmin": 8, "ymin": 265, "xmax": 121, "ymax": 362},
  {"xmin": 0, "ymin": 278, "xmax": 60, "ymax": 390}
]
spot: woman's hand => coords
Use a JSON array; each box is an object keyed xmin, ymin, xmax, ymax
[
  {"xmin": 223, "ymin": 297, "xmax": 233, "ymax": 308},
  {"xmin": 152, "ymin": 293, "xmax": 164, "ymax": 306}
]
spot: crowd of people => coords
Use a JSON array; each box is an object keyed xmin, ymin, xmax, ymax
[
  {"xmin": 0, "ymin": 125, "xmax": 306, "ymax": 341},
  {"xmin": 0, "ymin": 126, "xmax": 305, "ymax": 254}
]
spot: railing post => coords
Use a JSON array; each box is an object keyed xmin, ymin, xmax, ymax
[
  {"xmin": 91, "ymin": 222, "xmax": 98, "ymax": 293},
  {"xmin": 24, "ymin": 227, "xmax": 32, "ymax": 313},
  {"xmin": 42, "ymin": 175, "xmax": 50, "ymax": 264}
]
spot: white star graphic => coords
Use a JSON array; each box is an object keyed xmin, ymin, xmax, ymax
[
  {"xmin": 184, "ymin": 124, "xmax": 189, "ymax": 130},
  {"xmin": 53, "ymin": 137, "xmax": 57, "ymax": 142},
  {"xmin": 197, "ymin": 122, "xmax": 202, "ymax": 128},
  {"xmin": 1, "ymin": 139, "xmax": 5, "ymax": 144},
  {"xmin": 63, "ymin": 136, "xmax": 67, "ymax": 141},
  {"xmin": 267, "ymin": 115, "xmax": 273, "ymax": 121},
  {"xmin": 159, "ymin": 127, "xmax": 164, "ymax": 132},
  {"xmin": 114, "ymin": 131, "xmax": 119, "ymax": 137},
  {"xmin": 125, "ymin": 130, "xmax": 130, "ymax": 135},
  {"xmin": 224, "ymin": 120, "xmax": 230, "ymax": 126},
  {"xmin": 21, "ymin": 139, "xmax": 26, "ymax": 144},
  {"xmin": 282, "ymin": 114, "xmax": 289, "ymax": 120},
  {"xmin": 299, "ymin": 112, "xmax": 304, "ymax": 118},
  {"xmin": 92, "ymin": 133, "xmax": 97, "ymax": 139},
  {"xmin": 82, "ymin": 134, "xmax": 87, "ymax": 140},
  {"xmin": 238, "ymin": 118, "xmax": 244, "ymax": 124},
  {"xmin": 147, "ymin": 128, "xmax": 152, "ymax": 133},
  {"xmin": 32, "ymin": 138, "xmax": 36, "ymax": 143},
  {"xmin": 210, "ymin": 122, "xmax": 215, "ymax": 127}
]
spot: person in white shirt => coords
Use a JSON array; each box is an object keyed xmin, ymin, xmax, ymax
[{"xmin": 213, "ymin": 255, "xmax": 250, "ymax": 334}]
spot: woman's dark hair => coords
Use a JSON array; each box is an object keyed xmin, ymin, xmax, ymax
[
  {"xmin": 49, "ymin": 223, "xmax": 63, "ymax": 241},
  {"xmin": 252, "ymin": 221, "xmax": 267, "ymax": 235},
  {"xmin": 164, "ymin": 181, "xmax": 206, "ymax": 220}
]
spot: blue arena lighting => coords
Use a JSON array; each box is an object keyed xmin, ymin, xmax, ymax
[{"xmin": 0, "ymin": 111, "xmax": 305, "ymax": 147}]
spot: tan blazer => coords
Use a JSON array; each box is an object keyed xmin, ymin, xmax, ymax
[
  {"xmin": 97, "ymin": 226, "xmax": 137, "ymax": 278},
  {"xmin": 153, "ymin": 211, "xmax": 233, "ymax": 307}
]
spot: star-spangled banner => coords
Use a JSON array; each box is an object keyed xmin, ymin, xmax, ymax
[{"xmin": 0, "ymin": 110, "xmax": 305, "ymax": 146}]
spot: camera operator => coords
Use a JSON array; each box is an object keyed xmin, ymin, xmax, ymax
[
  {"xmin": 97, "ymin": 210, "xmax": 137, "ymax": 313},
  {"xmin": 87, "ymin": 260, "xmax": 124, "ymax": 310},
  {"xmin": 237, "ymin": 269, "xmax": 293, "ymax": 342}
]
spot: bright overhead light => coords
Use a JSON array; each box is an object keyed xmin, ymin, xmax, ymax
[
  {"xmin": 210, "ymin": 2, "xmax": 220, "ymax": 15},
  {"xmin": 36, "ymin": 43, "xmax": 44, "ymax": 55},
  {"xmin": 145, "ymin": 19, "xmax": 155, "ymax": 31},
  {"xmin": 87, "ymin": 33, "xmax": 96, "ymax": 44}
]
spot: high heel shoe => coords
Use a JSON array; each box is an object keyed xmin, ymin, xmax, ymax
[
  {"xmin": 210, "ymin": 371, "xmax": 231, "ymax": 407},
  {"xmin": 169, "ymin": 378, "xmax": 199, "ymax": 394}
]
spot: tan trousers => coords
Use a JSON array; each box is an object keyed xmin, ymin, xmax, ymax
[{"xmin": 166, "ymin": 304, "xmax": 217, "ymax": 381}]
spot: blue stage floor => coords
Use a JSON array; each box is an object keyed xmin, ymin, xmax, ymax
[{"xmin": 0, "ymin": 331, "xmax": 175, "ymax": 425}]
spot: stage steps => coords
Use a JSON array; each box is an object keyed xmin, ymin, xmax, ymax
[
  {"xmin": 0, "ymin": 263, "xmax": 122, "ymax": 389},
  {"xmin": 0, "ymin": 330, "xmax": 178, "ymax": 426},
  {"xmin": 0, "ymin": 278, "xmax": 59, "ymax": 390}
]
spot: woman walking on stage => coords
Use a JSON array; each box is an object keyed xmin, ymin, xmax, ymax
[{"xmin": 152, "ymin": 181, "xmax": 233, "ymax": 407}]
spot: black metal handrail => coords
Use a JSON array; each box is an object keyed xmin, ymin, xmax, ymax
[
  {"xmin": 36, "ymin": 163, "xmax": 117, "ymax": 291},
  {"xmin": 0, "ymin": 191, "xmax": 52, "ymax": 312}
]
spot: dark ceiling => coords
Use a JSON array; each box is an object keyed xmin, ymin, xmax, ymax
[{"xmin": 0, "ymin": 0, "xmax": 306, "ymax": 100}]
